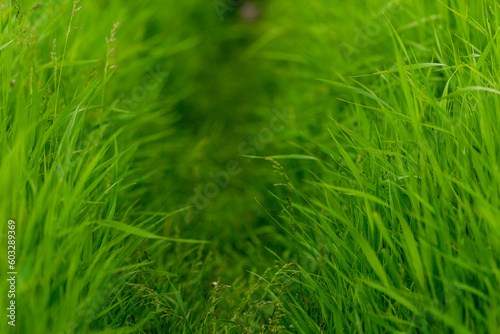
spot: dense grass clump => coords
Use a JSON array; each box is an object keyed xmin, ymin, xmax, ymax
[{"xmin": 0, "ymin": 0, "xmax": 499, "ymax": 333}]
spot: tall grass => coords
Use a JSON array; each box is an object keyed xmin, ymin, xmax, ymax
[
  {"xmin": 0, "ymin": 0, "xmax": 499, "ymax": 333},
  {"xmin": 261, "ymin": 0, "xmax": 500, "ymax": 332}
]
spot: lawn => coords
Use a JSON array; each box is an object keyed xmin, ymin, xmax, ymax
[{"xmin": 0, "ymin": 0, "xmax": 499, "ymax": 333}]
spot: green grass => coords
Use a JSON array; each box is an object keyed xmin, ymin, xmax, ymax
[{"xmin": 1, "ymin": 0, "xmax": 499, "ymax": 333}]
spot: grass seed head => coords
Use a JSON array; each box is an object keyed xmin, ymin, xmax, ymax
[{"xmin": 30, "ymin": 2, "xmax": 45, "ymax": 12}]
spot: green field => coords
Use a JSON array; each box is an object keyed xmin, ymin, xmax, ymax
[{"xmin": 1, "ymin": 0, "xmax": 499, "ymax": 333}]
